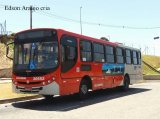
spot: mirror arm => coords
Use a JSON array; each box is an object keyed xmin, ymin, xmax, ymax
[{"xmin": 6, "ymin": 42, "xmax": 14, "ymax": 60}]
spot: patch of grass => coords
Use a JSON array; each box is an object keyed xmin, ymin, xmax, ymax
[
  {"xmin": 143, "ymin": 55, "xmax": 160, "ymax": 68},
  {"xmin": 142, "ymin": 55, "xmax": 160, "ymax": 75},
  {"xmin": 142, "ymin": 63, "xmax": 160, "ymax": 75}
]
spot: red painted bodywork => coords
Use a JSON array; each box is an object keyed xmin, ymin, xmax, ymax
[{"xmin": 12, "ymin": 28, "xmax": 124, "ymax": 96}]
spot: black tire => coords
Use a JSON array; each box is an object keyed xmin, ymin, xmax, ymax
[
  {"xmin": 42, "ymin": 95, "xmax": 54, "ymax": 101},
  {"xmin": 121, "ymin": 76, "xmax": 130, "ymax": 91},
  {"xmin": 79, "ymin": 80, "xmax": 89, "ymax": 99}
]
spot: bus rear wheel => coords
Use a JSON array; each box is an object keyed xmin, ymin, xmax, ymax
[
  {"xmin": 121, "ymin": 75, "xmax": 130, "ymax": 91},
  {"xmin": 79, "ymin": 80, "xmax": 89, "ymax": 99}
]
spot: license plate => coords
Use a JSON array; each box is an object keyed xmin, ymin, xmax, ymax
[{"xmin": 25, "ymin": 87, "xmax": 32, "ymax": 91}]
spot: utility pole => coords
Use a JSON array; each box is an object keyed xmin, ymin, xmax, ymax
[
  {"xmin": 30, "ymin": 5, "xmax": 32, "ymax": 29},
  {"xmin": 80, "ymin": 6, "xmax": 82, "ymax": 35}
]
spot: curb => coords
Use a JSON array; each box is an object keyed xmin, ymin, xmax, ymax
[
  {"xmin": 143, "ymin": 75, "xmax": 160, "ymax": 80},
  {"xmin": 0, "ymin": 78, "xmax": 11, "ymax": 80},
  {"xmin": 144, "ymin": 79, "xmax": 160, "ymax": 80},
  {"xmin": 0, "ymin": 95, "xmax": 42, "ymax": 104},
  {"xmin": 0, "ymin": 78, "xmax": 11, "ymax": 84},
  {"xmin": 0, "ymin": 80, "xmax": 12, "ymax": 84}
]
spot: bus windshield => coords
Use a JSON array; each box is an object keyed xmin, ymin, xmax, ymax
[{"xmin": 13, "ymin": 30, "xmax": 58, "ymax": 71}]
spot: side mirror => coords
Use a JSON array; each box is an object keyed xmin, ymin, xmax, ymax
[
  {"xmin": 6, "ymin": 42, "xmax": 14, "ymax": 60},
  {"xmin": 6, "ymin": 47, "xmax": 9, "ymax": 55}
]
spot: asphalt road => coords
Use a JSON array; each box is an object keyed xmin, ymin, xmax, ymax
[{"xmin": 0, "ymin": 80, "xmax": 160, "ymax": 119}]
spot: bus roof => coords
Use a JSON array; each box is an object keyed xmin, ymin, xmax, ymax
[
  {"xmin": 57, "ymin": 29, "xmax": 118, "ymax": 46},
  {"xmin": 15, "ymin": 28, "xmax": 140, "ymax": 51},
  {"xmin": 116, "ymin": 43, "xmax": 141, "ymax": 51}
]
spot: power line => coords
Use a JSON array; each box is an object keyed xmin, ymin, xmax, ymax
[
  {"xmin": 36, "ymin": 11, "xmax": 80, "ymax": 23},
  {"xmin": 0, "ymin": 2, "xmax": 160, "ymax": 30},
  {"xmin": 35, "ymin": 11, "xmax": 160, "ymax": 30}
]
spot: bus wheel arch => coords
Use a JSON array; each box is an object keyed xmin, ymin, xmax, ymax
[{"xmin": 79, "ymin": 75, "xmax": 92, "ymax": 99}]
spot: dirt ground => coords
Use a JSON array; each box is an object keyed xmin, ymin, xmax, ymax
[
  {"xmin": 0, "ymin": 43, "xmax": 12, "ymax": 78},
  {"xmin": 0, "ymin": 68, "xmax": 12, "ymax": 78}
]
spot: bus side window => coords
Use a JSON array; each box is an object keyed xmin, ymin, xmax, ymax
[
  {"xmin": 125, "ymin": 49, "xmax": 131, "ymax": 64},
  {"xmin": 116, "ymin": 47, "xmax": 124, "ymax": 64},
  {"xmin": 105, "ymin": 45, "xmax": 115, "ymax": 63},
  {"xmin": 93, "ymin": 43, "xmax": 105, "ymax": 62},
  {"xmin": 132, "ymin": 51, "xmax": 138, "ymax": 65},
  {"xmin": 80, "ymin": 40, "xmax": 92, "ymax": 62},
  {"xmin": 61, "ymin": 35, "xmax": 77, "ymax": 73},
  {"xmin": 137, "ymin": 51, "xmax": 141, "ymax": 65}
]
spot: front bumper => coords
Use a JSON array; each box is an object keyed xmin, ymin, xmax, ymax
[{"xmin": 12, "ymin": 81, "xmax": 60, "ymax": 95}]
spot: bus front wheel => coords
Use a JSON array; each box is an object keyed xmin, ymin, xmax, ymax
[{"xmin": 79, "ymin": 80, "xmax": 89, "ymax": 99}]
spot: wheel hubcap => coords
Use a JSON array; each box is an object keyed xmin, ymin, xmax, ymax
[
  {"xmin": 81, "ymin": 84, "xmax": 88, "ymax": 94},
  {"xmin": 125, "ymin": 80, "xmax": 129, "ymax": 88}
]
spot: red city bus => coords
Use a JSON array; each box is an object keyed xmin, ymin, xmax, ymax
[{"xmin": 6, "ymin": 28, "xmax": 143, "ymax": 99}]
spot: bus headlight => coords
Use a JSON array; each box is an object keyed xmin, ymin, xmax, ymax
[
  {"xmin": 42, "ymin": 82, "xmax": 46, "ymax": 85},
  {"xmin": 48, "ymin": 80, "xmax": 51, "ymax": 84},
  {"xmin": 52, "ymin": 77, "xmax": 55, "ymax": 81}
]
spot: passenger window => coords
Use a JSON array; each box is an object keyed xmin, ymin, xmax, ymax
[
  {"xmin": 80, "ymin": 40, "xmax": 92, "ymax": 62},
  {"xmin": 137, "ymin": 52, "xmax": 141, "ymax": 65},
  {"xmin": 125, "ymin": 49, "xmax": 131, "ymax": 64},
  {"xmin": 116, "ymin": 47, "xmax": 124, "ymax": 64},
  {"xmin": 93, "ymin": 43, "xmax": 105, "ymax": 62},
  {"xmin": 132, "ymin": 51, "xmax": 138, "ymax": 65},
  {"xmin": 105, "ymin": 45, "xmax": 115, "ymax": 63}
]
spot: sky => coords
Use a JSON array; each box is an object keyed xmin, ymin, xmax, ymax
[{"xmin": 1, "ymin": 0, "xmax": 160, "ymax": 55}]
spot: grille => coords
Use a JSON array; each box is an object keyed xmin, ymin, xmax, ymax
[
  {"xmin": 16, "ymin": 86, "xmax": 43, "ymax": 93},
  {"xmin": 17, "ymin": 81, "xmax": 42, "ymax": 85}
]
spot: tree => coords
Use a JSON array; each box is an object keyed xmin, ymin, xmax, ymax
[
  {"xmin": 0, "ymin": 33, "xmax": 14, "ymax": 45},
  {"xmin": 100, "ymin": 37, "xmax": 109, "ymax": 41}
]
